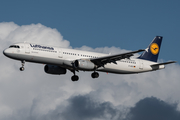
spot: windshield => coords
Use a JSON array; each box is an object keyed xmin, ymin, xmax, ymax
[{"xmin": 9, "ymin": 45, "xmax": 20, "ymax": 48}]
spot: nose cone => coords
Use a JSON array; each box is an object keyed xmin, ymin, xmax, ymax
[
  {"xmin": 3, "ymin": 48, "xmax": 18, "ymax": 59},
  {"xmin": 3, "ymin": 49, "xmax": 8, "ymax": 56},
  {"xmin": 3, "ymin": 49, "xmax": 12, "ymax": 58}
]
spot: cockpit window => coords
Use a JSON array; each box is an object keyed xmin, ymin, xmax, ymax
[{"xmin": 9, "ymin": 45, "xmax": 20, "ymax": 48}]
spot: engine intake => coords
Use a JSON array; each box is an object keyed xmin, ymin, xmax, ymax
[
  {"xmin": 44, "ymin": 65, "xmax": 66, "ymax": 75},
  {"xmin": 74, "ymin": 59, "xmax": 95, "ymax": 71}
]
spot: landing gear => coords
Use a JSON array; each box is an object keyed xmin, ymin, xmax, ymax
[
  {"xmin": 71, "ymin": 75, "xmax": 79, "ymax": 81},
  {"xmin": 20, "ymin": 67, "xmax": 24, "ymax": 71},
  {"xmin": 91, "ymin": 72, "xmax": 99, "ymax": 79},
  {"xmin": 70, "ymin": 70, "xmax": 99, "ymax": 81},
  {"xmin": 71, "ymin": 70, "xmax": 79, "ymax": 81},
  {"xmin": 20, "ymin": 60, "xmax": 25, "ymax": 71}
]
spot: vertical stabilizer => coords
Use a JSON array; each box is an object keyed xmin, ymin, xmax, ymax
[{"xmin": 138, "ymin": 36, "xmax": 162, "ymax": 62}]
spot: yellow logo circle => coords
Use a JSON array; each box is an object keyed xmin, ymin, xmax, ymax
[{"xmin": 150, "ymin": 43, "xmax": 159, "ymax": 55}]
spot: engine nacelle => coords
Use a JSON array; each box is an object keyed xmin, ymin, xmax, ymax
[
  {"xmin": 44, "ymin": 65, "xmax": 66, "ymax": 75},
  {"xmin": 74, "ymin": 59, "xmax": 95, "ymax": 71}
]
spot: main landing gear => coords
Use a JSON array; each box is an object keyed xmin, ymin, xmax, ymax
[
  {"xmin": 71, "ymin": 70, "xmax": 100, "ymax": 81},
  {"xmin": 71, "ymin": 71, "xmax": 99, "ymax": 81},
  {"xmin": 91, "ymin": 72, "xmax": 99, "ymax": 79},
  {"xmin": 71, "ymin": 75, "xmax": 79, "ymax": 81},
  {"xmin": 71, "ymin": 70, "xmax": 79, "ymax": 82},
  {"xmin": 20, "ymin": 60, "xmax": 25, "ymax": 71}
]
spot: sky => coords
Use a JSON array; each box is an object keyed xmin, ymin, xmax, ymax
[{"xmin": 0, "ymin": 0, "xmax": 180, "ymax": 120}]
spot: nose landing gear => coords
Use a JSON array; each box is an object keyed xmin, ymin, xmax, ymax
[{"xmin": 20, "ymin": 60, "xmax": 25, "ymax": 71}]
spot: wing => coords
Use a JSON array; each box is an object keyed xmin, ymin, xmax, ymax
[{"xmin": 90, "ymin": 49, "xmax": 145, "ymax": 68}]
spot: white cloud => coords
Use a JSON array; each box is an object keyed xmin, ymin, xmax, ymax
[
  {"xmin": 0, "ymin": 22, "xmax": 70, "ymax": 49},
  {"xmin": 0, "ymin": 22, "xmax": 179, "ymax": 120}
]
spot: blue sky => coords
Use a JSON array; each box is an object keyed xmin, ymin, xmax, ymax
[{"xmin": 0, "ymin": 0, "xmax": 179, "ymax": 62}]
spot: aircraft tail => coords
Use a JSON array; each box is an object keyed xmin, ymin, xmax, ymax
[{"xmin": 138, "ymin": 36, "xmax": 162, "ymax": 62}]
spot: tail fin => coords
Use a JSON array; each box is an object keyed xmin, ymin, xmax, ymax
[{"xmin": 138, "ymin": 36, "xmax": 162, "ymax": 62}]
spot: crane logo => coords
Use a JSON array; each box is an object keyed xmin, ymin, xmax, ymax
[{"xmin": 150, "ymin": 43, "xmax": 159, "ymax": 55}]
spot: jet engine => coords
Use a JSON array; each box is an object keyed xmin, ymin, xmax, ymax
[
  {"xmin": 44, "ymin": 65, "xmax": 66, "ymax": 75},
  {"xmin": 74, "ymin": 59, "xmax": 95, "ymax": 71}
]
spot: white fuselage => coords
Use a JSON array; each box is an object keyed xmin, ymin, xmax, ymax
[{"xmin": 3, "ymin": 42, "xmax": 165, "ymax": 74}]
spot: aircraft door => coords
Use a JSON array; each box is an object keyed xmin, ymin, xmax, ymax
[
  {"xmin": 58, "ymin": 48, "xmax": 63, "ymax": 58},
  {"xmin": 25, "ymin": 43, "xmax": 30, "ymax": 54},
  {"xmin": 139, "ymin": 60, "xmax": 143, "ymax": 70}
]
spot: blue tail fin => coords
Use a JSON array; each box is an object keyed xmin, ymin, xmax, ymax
[{"xmin": 138, "ymin": 36, "xmax": 162, "ymax": 62}]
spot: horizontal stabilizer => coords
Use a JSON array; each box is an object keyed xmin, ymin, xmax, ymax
[{"xmin": 151, "ymin": 61, "xmax": 177, "ymax": 67}]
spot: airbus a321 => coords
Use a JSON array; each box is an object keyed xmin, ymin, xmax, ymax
[{"xmin": 3, "ymin": 36, "xmax": 176, "ymax": 81}]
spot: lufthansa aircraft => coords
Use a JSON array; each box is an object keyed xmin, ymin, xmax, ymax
[{"xmin": 3, "ymin": 36, "xmax": 176, "ymax": 81}]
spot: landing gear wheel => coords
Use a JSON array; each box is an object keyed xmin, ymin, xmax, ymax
[
  {"xmin": 20, "ymin": 67, "xmax": 24, "ymax": 71},
  {"xmin": 71, "ymin": 75, "xmax": 79, "ymax": 81},
  {"xmin": 20, "ymin": 60, "xmax": 25, "ymax": 71},
  {"xmin": 70, "ymin": 70, "xmax": 79, "ymax": 81},
  {"xmin": 91, "ymin": 72, "xmax": 99, "ymax": 78}
]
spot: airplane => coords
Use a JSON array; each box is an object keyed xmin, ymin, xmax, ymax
[{"xmin": 3, "ymin": 36, "xmax": 176, "ymax": 81}]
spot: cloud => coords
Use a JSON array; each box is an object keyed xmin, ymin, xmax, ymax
[
  {"xmin": 44, "ymin": 96, "xmax": 180, "ymax": 120},
  {"xmin": 126, "ymin": 97, "xmax": 180, "ymax": 120},
  {"xmin": 5, "ymin": 94, "xmax": 179, "ymax": 120},
  {"xmin": 0, "ymin": 22, "xmax": 180, "ymax": 120},
  {"xmin": 0, "ymin": 22, "xmax": 70, "ymax": 49},
  {"xmin": 46, "ymin": 95, "xmax": 120, "ymax": 120}
]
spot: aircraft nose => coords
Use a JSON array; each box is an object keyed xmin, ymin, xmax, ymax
[
  {"xmin": 3, "ymin": 48, "xmax": 17, "ymax": 59},
  {"xmin": 3, "ymin": 49, "xmax": 10, "ymax": 57},
  {"xmin": 3, "ymin": 49, "xmax": 7, "ymax": 56}
]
